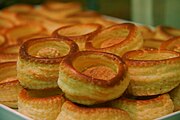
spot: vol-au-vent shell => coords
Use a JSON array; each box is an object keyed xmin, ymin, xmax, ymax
[
  {"xmin": 58, "ymin": 51, "xmax": 130, "ymax": 105},
  {"xmin": 86, "ymin": 23, "xmax": 143, "ymax": 56},
  {"xmin": 17, "ymin": 37, "xmax": 78, "ymax": 89},
  {"xmin": 0, "ymin": 62, "xmax": 22, "ymax": 108},
  {"xmin": 122, "ymin": 49, "xmax": 180, "ymax": 96},
  {"xmin": 56, "ymin": 101, "xmax": 132, "ymax": 120},
  {"xmin": 18, "ymin": 88, "xmax": 65, "ymax": 120},
  {"xmin": 108, "ymin": 94, "xmax": 174, "ymax": 120},
  {"xmin": 52, "ymin": 23, "xmax": 102, "ymax": 51}
]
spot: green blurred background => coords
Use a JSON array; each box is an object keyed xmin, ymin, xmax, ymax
[{"xmin": 0, "ymin": 0, "xmax": 180, "ymax": 28}]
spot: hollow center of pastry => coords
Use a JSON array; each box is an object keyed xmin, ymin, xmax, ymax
[
  {"xmin": 73, "ymin": 54, "xmax": 118, "ymax": 81},
  {"xmin": 27, "ymin": 88, "xmax": 62, "ymax": 98},
  {"xmin": 131, "ymin": 52, "xmax": 179, "ymax": 60},
  {"xmin": 82, "ymin": 66, "xmax": 116, "ymax": 80},
  {"xmin": 57, "ymin": 25, "xmax": 97, "ymax": 36},
  {"xmin": 28, "ymin": 41, "xmax": 70, "ymax": 58},
  {"xmin": 36, "ymin": 47, "xmax": 61, "ymax": 58},
  {"xmin": 91, "ymin": 28, "xmax": 129, "ymax": 48}
]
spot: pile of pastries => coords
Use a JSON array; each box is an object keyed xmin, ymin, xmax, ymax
[{"xmin": 0, "ymin": 1, "xmax": 180, "ymax": 120}]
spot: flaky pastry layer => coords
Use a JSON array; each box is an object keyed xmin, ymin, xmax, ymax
[
  {"xmin": 17, "ymin": 37, "xmax": 78, "ymax": 89},
  {"xmin": 56, "ymin": 101, "xmax": 131, "ymax": 120},
  {"xmin": 18, "ymin": 88, "xmax": 65, "ymax": 120},
  {"xmin": 109, "ymin": 94, "xmax": 174, "ymax": 120},
  {"xmin": 58, "ymin": 51, "xmax": 129, "ymax": 105},
  {"xmin": 122, "ymin": 49, "xmax": 180, "ymax": 96},
  {"xmin": 170, "ymin": 85, "xmax": 180, "ymax": 111},
  {"xmin": 0, "ymin": 62, "xmax": 22, "ymax": 108}
]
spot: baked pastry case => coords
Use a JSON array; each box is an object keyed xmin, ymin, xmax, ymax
[{"xmin": 0, "ymin": 0, "xmax": 180, "ymax": 120}]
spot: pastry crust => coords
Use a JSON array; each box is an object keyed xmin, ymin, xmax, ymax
[
  {"xmin": 58, "ymin": 51, "xmax": 129, "ymax": 105},
  {"xmin": 56, "ymin": 101, "xmax": 132, "ymax": 120},
  {"xmin": 86, "ymin": 23, "xmax": 143, "ymax": 56},
  {"xmin": 154, "ymin": 26, "xmax": 180, "ymax": 40},
  {"xmin": 17, "ymin": 37, "xmax": 78, "ymax": 89},
  {"xmin": 122, "ymin": 49, "xmax": 180, "ymax": 96},
  {"xmin": 52, "ymin": 23, "xmax": 102, "ymax": 50},
  {"xmin": 0, "ymin": 34, "xmax": 7, "ymax": 48},
  {"xmin": 143, "ymin": 38, "xmax": 163, "ymax": 49},
  {"xmin": 0, "ymin": 62, "xmax": 22, "ymax": 108},
  {"xmin": 170, "ymin": 85, "xmax": 180, "ymax": 111},
  {"xmin": 160, "ymin": 36, "xmax": 180, "ymax": 52},
  {"xmin": 2, "ymin": 4, "xmax": 34, "ymax": 13},
  {"xmin": 0, "ymin": 54, "xmax": 18, "ymax": 63},
  {"xmin": 109, "ymin": 94, "xmax": 174, "ymax": 120},
  {"xmin": 5, "ymin": 23, "xmax": 47, "ymax": 45},
  {"xmin": 18, "ymin": 88, "xmax": 65, "ymax": 120},
  {"xmin": 138, "ymin": 25, "xmax": 155, "ymax": 39}
]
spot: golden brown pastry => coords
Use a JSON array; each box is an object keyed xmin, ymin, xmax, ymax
[
  {"xmin": 86, "ymin": 23, "xmax": 143, "ymax": 56},
  {"xmin": 35, "ymin": 2, "xmax": 82, "ymax": 21},
  {"xmin": 122, "ymin": 49, "xmax": 180, "ymax": 96},
  {"xmin": 160, "ymin": 37, "xmax": 180, "ymax": 111},
  {"xmin": 170, "ymin": 85, "xmax": 180, "ymax": 111},
  {"xmin": 0, "ymin": 34, "xmax": 7, "ymax": 48},
  {"xmin": 0, "ymin": 54, "xmax": 18, "ymax": 63},
  {"xmin": 160, "ymin": 36, "xmax": 180, "ymax": 52},
  {"xmin": 0, "ymin": 16, "xmax": 14, "ymax": 34},
  {"xmin": 0, "ymin": 44, "xmax": 20, "ymax": 54},
  {"xmin": 0, "ymin": 62, "xmax": 22, "ymax": 108},
  {"xmin": 109, "ymin": 94, "xmax": 174, "ymax": 120},
  {"xmin": 56, "ymin": 100, "xmax": 132, "ymax": 120},
  {"xmin": 5, "ymin": 23, "xmax": 47, "ymax": 45},
  {"xmin": 138, "ymin": 25, "xmax": 155, "ymax": 39},
  {"xmin": 58, "ymin": 51, "xmax": 129, "ymax": 105},
  {"xmin": 2, "ymin": 4, "xmax": 34, "ymax": 13},
  {"xmin": 154, "ymin": 26, "xmax": 180, "ymax": 40},
  {"xmin": 52, "ymin": 23, "xmax": 102, "ymax": 50},
  {"xmin": 17, "ymin": 37, "xmax": 78, "ymax": 89},
  {"xmin": 143, "ymin": 38, "xmax": 163, "ymax": 49},
  {"xmin": 18, "ymin": 88, "xmax": 65, "ymax": 120}
]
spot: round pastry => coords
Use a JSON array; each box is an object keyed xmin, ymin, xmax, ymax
[
  {"xmin": 160, "ymin": 36, "xmax": 180, "ymax": 52},
  {"xmin": 58, "ymin": 51, "xmax": 129, "ymax": 105},
  {"xmin": 5, "ymin": 23, "xmax": 47, "ymax": 45},
  {"xmin": 86, "ymin": 23, "xmax": 143, "ymax": 56},
  {"xmin": 52, "ymin": 23, "xmax": 102, "ymax": 50},
  {"xmin": 18, "ymin": 88, "xmax": 65, "ymax": 120},
  {"xmin": 0, "ymin": 62, "xmax": 22, "ymax": 108},
  {"xmin": 154, "ymin": 26, "xmax": 180, "ymax": 40},
  {"xmin": 17, "ymin": 37, "xmax": 78, "ymax": 89},
  {"xmin": 122, "ymin": 49, "xmax": 180, "ymax": 96},
  {"xmin": 109, "ymin": 94, "xmax": 174, "ymax": 120},
  {"xmin": 56, "ymin": 100, "xmax": 132, "ymax": 120},
  {"xmin": 170, "ymin": 85, "xmax": 180, "ymax": 111},
  {"xmin": 0, "ymin": 44, "xmax": 20, "ymax": 54}
]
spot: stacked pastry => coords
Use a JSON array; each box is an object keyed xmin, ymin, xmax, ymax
[{"xmin": 0, "ymin": 2, "xmax": 179, "ymax": 120}]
